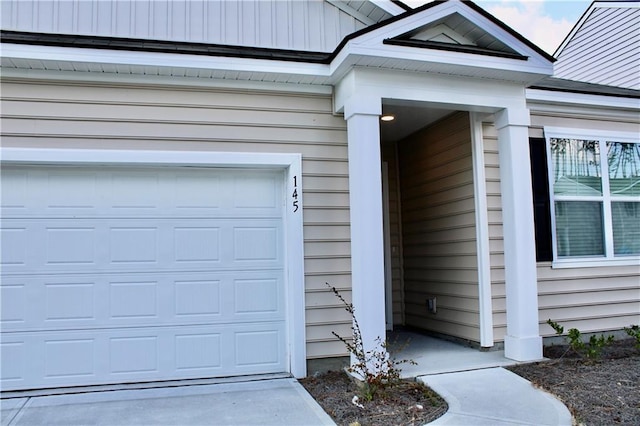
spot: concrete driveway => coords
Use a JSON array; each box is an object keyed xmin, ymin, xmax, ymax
[{"xmin": 1, "ymin": 378, "xmax": 335, "ymax": 426}]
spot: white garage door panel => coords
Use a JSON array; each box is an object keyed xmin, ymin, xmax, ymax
[
  {"xmin": 1, "ymin": 218, "xmax": 282, "ymax": 274},
  {"xmin": 0, "ymin": 166, "xmax": 288, "ymax": 391},
  {"xmin": 1, "ymin": 323, "xmax": 285, "ymax": 389},
  {"xmin": 0, "ymin": 271, "xmax": 285, "ymax": 332},
  {"xmin": 1, "ymin": 168, "xmax": 282, "ymax": 218}
]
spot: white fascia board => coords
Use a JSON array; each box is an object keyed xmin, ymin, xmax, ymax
[
  {"xmin": 340, "ymin": 43, "xmax": 553, "ymax": 76},
  {"xmin": 594, "ymin": 1, "xmax": 640, "ymax": 6},
  {"xmin": 326, "ymin": 0, "xmax": 377, "ymax": 25},
  {"xmin": 0, "ymin": 148, "xmax": 303, "ymax": 168},
  {"xmin": 1, "ymin": 43, "xmax": 330, "ymax": 79},
  {"xmin": 369, "ymin": 0, "xmax": 408, "ymax": 16},
  {"xmin": 526, "ymin": 88, "xmax": 640, "ymax": 110},
  {"xmin": 0, "ymin": 67, "xmax": 333, "ymax": 95}
]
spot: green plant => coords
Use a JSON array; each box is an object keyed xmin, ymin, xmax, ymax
[
  {"xmin": 623, "ymin": 325, "xmax": 640, "ymax": 349},
  {"xmin": 547, "ymin": 319, "xmax": 614, "ymax": 359},
  {"xmin": 327, "ymin": 283, "xmax": 415, "ymax": 401}
]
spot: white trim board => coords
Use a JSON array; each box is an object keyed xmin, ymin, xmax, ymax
[
  {"xmin": 527, "ymin": 89, "xmax": 640, "ymax": 111},
  {"xmin": 0, "ymin": 68, "xmax": 334, "ymax": 95},
  {"xmin": 470, "ymin": 112, "xmax": 494, "ymax": 348},
  {"xmin": 0, "ymin": 147, "xmax": 307, "ymax": 378}
]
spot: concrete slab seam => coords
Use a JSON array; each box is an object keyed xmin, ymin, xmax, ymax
[
  {"xmin": 290, "ymin": 379, "xmax": 337, "ymax": 426},
  {"xmin": 4, "ymin": 397, "xmax": 31, "ymax": 426}
]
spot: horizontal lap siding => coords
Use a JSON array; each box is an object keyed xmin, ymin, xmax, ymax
[
  {"xmin": 399, "ymin": 112, "xmax": 480, "ymax": 342},
  {"xmin": 0, "ymin": 79, "xmax": 351, "ymax": 359},
  {"xmin": 483, "ymin": 114, "xmax": 640, "ymax": 341},
  {"xmin": 382, "ymin": 140, "xmax": 405, "ymax": 326},
  {"xmin": 482, "ymin": 123, "xmax": 507, "ymax": 341}
]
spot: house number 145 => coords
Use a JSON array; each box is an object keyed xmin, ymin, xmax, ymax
[{"xmin": 292, "ymin": 175, "xmax": 299, "ymax": 212}]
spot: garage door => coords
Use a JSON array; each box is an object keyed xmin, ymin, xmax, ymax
[{"xmin": 1, "ymin": 165, "xmax": 287, "ymax": 391}]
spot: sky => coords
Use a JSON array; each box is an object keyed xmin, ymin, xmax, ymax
[{"xmin": 405, "ymin": 0, "xmax": 593, "ymax": 55}]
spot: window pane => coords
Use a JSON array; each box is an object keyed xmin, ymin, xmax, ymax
[
  {"xmin": 555, "ymin": 201, "xmax": 604, "ymax": 257},
  {"xmin": 612, "ymin": 202, "xmax": 640, "ymax": 256},
  {"xmin": 607, "ymin": 142, "xmax": 640, "ymax": 197},
  {"xmin": 550, "ymin": 138, "xmax": 601, "ymax": 195}
]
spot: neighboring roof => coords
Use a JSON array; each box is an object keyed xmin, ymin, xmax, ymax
[
  {"xmin": 530, "ymin": 77, "xmax": 640, "ymax": 99},
  {"xmin": 325, "ymin": 1, "xmax": 399, "ymax": 25},
  {"xmin": 553, "ymin": 1, "xmax": 640, "ymax": 90}
]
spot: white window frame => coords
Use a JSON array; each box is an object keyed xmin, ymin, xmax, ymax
[{"xmin": 545, "ymin": 127, "xmax": 640, "ymax": 268}]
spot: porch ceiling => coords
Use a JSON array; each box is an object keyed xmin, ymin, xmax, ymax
[{"xmin": 380, "ymin": 101, "xmax": 452, "ymax": 143}]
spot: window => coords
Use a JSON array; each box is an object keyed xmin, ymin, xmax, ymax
[{"xmin": 544, "ymin": 128, "xmax": 640, "ymax": 264}]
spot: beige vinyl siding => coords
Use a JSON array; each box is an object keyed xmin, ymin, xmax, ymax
[
  {"xmin": 382, "ymin": 140, "xmax": 405, "ymax": 326},
  {"xmin": 397, "ymin": 111, "xmax": 480, "ymax": 342},
  {"xmin": 0, "ymin": 78, "xmax": 351, "ymax": 359},
  {"xmin": 483, "ymin": 112, "xmax": 640, "ymax": 341},
  {"xmin": 482, "ymin": 124, "xmax": 510, "ymax": 341}
]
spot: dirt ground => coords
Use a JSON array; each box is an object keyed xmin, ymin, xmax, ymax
[
  {"xmin": 299, "ymin": 370, "xmax": 447, "ymax": 426},
  {"xmin": 301, "ymin": 338, "xmax": 639, "ymax": 426},
  {"xmin": 508, "ymin": 338, "xmax": 639, "ymax": 426}
]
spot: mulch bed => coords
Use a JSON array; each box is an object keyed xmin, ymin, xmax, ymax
[
  {"xmin": 302, "ymin": 338, "xmax": 639, "ymax": 426},
  {"xmin": 299, "ymin": 370, "xmax": 447, "ymax": 426},
  {"xmin": 507, "ymin": 338, "xmax": 640, "ymax": 426}
]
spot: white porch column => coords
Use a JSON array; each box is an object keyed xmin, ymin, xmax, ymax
[
  {"xmin": 344, "ymin": 97, "xmax": 387, "ymax": 367},
  {"xmin": 495, "ymin": 108, "xmax": 543, "ymax": 361}
]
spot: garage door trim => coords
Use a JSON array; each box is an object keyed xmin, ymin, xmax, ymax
[{"xmin": 1, "ymin": 147, "xmax": 307, "ymax": 379}]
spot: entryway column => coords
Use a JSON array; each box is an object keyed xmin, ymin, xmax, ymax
[
  {"xmin": 344, "ymin": 96, "xmax": 387, "ymax": 369},
  {"xmin": 495, "ymin": 108, "xmax": 543, "ymax": 362}
]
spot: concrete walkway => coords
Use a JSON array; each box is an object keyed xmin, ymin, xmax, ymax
[
  {"xmin": 1, "ymin": 378, "xmax": 335, "ymax": 426},
  {"xmin": 390, "ymin": 330, "xmax": 518, "ymax": 378},
  {"xmin": 421, "ymin": 368, "xmax": 572, "ymax": 425},
  {"xmin": 1, "ymin": 369, "xmax": 573, "ymax": 426},
  {"xmin": 391, "ymin": 331, "xmax": 572, "ymax": 425}
]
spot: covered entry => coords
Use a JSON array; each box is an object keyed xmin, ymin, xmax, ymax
[
  {"xmin": 334, "ymin": 0, "xmax": 556, "ymax": 360},
  {"xmin": 381, "ymin": 109, "xmax": 489, "ymax": 344}
]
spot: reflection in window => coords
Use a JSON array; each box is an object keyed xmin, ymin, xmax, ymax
[
  {"xmin": 550, "ymin": 138, "xmax": 601, "ymax": 196},
  {"xmin": 607, "ymin": 142, "xmax": 640, "ymax": 197},
  {"xmin": 547, "ymin": 133, "xmax": 639, "ymax": 261}
]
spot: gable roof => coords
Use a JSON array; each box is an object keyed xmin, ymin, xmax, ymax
[
  {"xmin": 331, "ymin": 0, "xmax": 555, "ymax": 63},
  {"xmin": 383, "ymin": 12, "xmax": 527, "ymax": 60}
]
